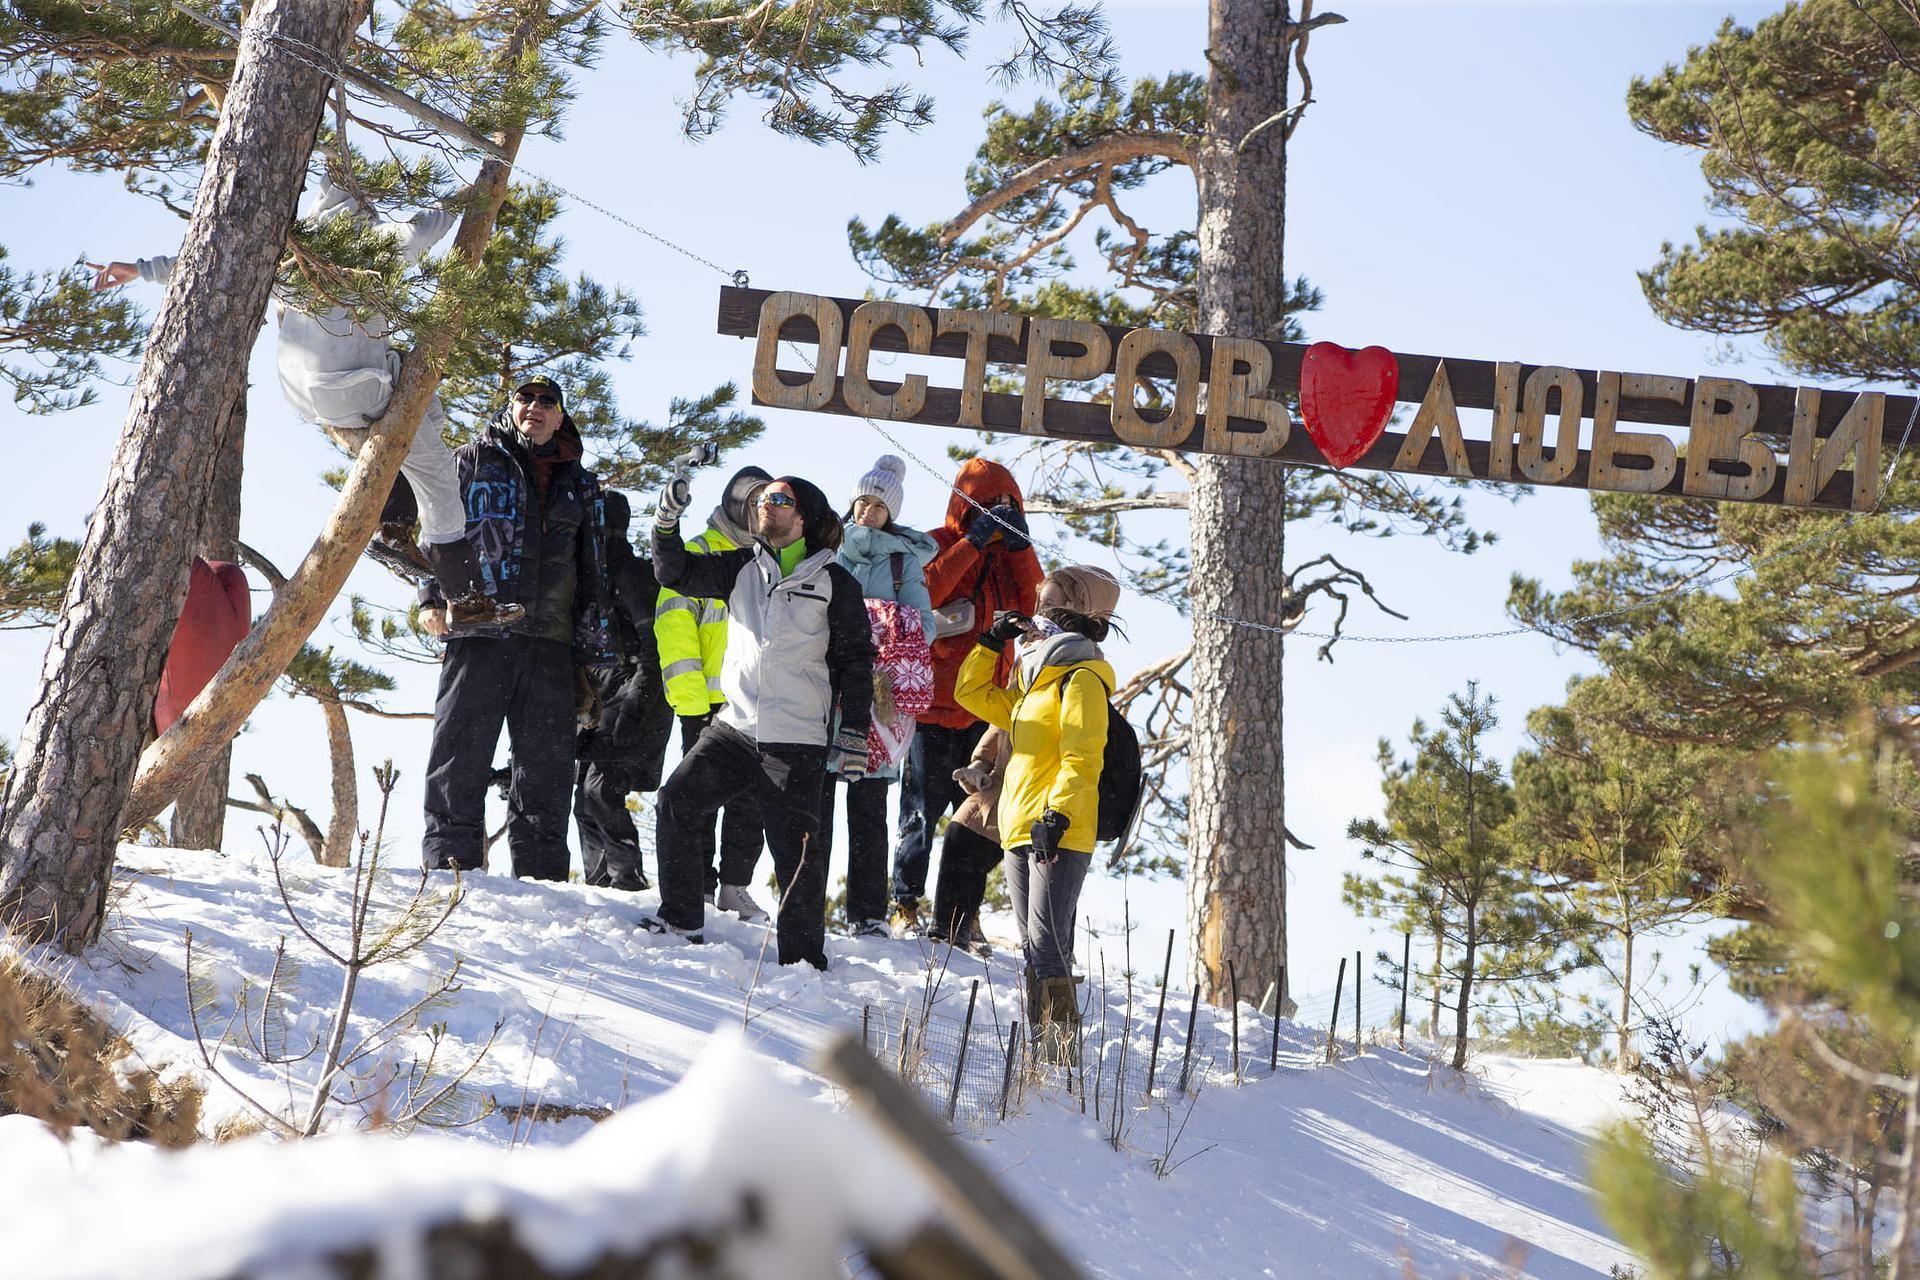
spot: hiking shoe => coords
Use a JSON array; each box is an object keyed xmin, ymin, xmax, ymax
[
  {"xmin": 366, "ymin": 528, "xmax": 436, "ymax": 582},
  {"xmin": 715, "ymin": 883, "xmax": 770, "ymax": 923},
  {"xmin": 447, "ymin": 590, "xmax": 526, "ymax": 629},
  {"xmin": 851, "ymin": 918, "xmax": 891, "ymax": 939},
  {"xmin": 637, "ymin": 915, "xmax": 703, "ymax": 944},
  {"xmin": 965, "ymin": 917, "xmax": 992, "ymax": 957},
  {"xmin": 888, "ymin": 902, "xmax": 923, "ymax": 938}
]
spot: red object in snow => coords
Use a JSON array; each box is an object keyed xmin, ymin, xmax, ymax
[
  {"xmin": 154, "ymin": 558, "xmax": 252, "ymax": 736},
  {"xmin": 1299, "ymin": 341, "xmax": 1400, "ymax": 469}
]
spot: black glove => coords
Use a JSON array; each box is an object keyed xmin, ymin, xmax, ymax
[
  {"xmin": 978, "ymin": 610, "xmax": 1031, "ymax": 653},
  {"xmin": 1030, "ymin": 809, "xmax": 1070, "ymax": 864},
  {"xmin": 964, "ymin": 503, "xmax": 1000, "ymax": 549},
  {"xmin": 995, "ymin": 503, "xmax": 1030, "ymax": 552}
]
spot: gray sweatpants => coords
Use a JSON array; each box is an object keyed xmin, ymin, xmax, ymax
[
  {"xmin": 324, "ymin": 394, "xmax": 465, "ymax": 545},
  {"xmin": 1004, "ymin": 844, "xmax": 1090, "ymax": 980}
]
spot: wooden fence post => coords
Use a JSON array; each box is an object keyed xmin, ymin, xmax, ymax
[
  {"xmin": 1177, "ymin": 987, "xmax": 1200, "ymax": 1094},
  {"xmin": 1144, "ymin": 929, "xmax": 1174, "ymax": 1100},
  {"xmin": 1269, "ymin": 964, "xmax": 1284, "ymax": 1073},
  {"xmin": 1327, "ymin": 956, "xmax": 1347, "ymax": 1064},
  {"xmin": 999, "ymin": 1022, "xmax": 1021, "ymax": 1122},
  {"xmin": 947, "ymin": 979, "xmax": 981, "ymax": 1124},
  {"xmin": 1228, "ymin": 960, "xmax": 1241, "ymax": 1084}
]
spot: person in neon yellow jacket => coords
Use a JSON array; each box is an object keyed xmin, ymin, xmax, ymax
[
  {"xmin": 653, "ymin": 465, "xmax": 771, "ymax": 917},
  {"xmin": 954, "ymin": 566, "xmax": 1122, "ymax": 1065}
]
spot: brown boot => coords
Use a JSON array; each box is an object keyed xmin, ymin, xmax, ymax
[
  {"xmin": 1038, "ymin": 975, "xmax": 1082, "ymax": 1068},
  {"xmin": 366, "ymin": 521, "xmax": 436, "ymax": 581},
  {"xmin": 425, "ymin": 538, "xmax": 525, "ymax": 629}
]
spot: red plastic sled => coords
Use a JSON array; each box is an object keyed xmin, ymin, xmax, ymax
[{"xmin": 154, "ymin": 558, "xmax": 251, "ymax": 736}]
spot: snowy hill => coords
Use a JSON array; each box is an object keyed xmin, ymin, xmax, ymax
[{"xmin": 2, "ymin": 846, "xmax": 1642, "ymax": 1278}]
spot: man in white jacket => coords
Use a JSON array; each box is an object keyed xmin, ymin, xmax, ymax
[
  {"xmin": 94, "ymin": 176, "xmax": 521, "ymax": 628},
  {"xmin": 644, "ymin": 474, "xmax": 875, "ymax": 968}
]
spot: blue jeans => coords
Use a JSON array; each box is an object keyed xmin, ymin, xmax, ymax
[{"xmin": 890, "ymin": 720, "xmax": 987, "ymax": 908}]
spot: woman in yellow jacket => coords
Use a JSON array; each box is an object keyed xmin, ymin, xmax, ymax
[{"xmin": 954, "ymin": 566, "xmax": 1122, "ymax": 1058}]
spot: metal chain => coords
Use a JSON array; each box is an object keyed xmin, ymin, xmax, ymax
[{"xmin": 261, "ymin": 23, "xmax": 1918, "ymax": 648}]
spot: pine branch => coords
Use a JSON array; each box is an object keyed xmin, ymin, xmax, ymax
[{"xmin": 938, "ymin": 131, "xmax": 1195, "ymax": 245}]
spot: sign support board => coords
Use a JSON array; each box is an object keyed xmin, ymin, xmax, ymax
[{"xmin": 716, "ymin": 286, "xmax": 1914, "ymax": 513}]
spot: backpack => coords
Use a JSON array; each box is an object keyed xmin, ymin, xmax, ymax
[{"xmin": 1060, "ymin": 669, "xmax": 1145, "ymax": 844}]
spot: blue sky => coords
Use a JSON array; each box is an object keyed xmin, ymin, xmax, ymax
[{"xmin": 1, "ymin": 1, "xmax": 1810, "ymax": 1046}]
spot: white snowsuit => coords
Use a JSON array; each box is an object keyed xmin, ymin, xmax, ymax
[{"xmin": 137, "ymin": 179, "xmax": 467, "ymax": 544}]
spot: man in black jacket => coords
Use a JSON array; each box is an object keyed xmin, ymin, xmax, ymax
[
  {"xmin": 644, "ymin": 475, "xmax": 873, "ymax": 968},
  {"xmin": 574, "ymin": 490, "xmax": 674, "ymax": 890},
  {"xmin": 420, "ymin": 376, "xmax": 614, "ymax": 879}
]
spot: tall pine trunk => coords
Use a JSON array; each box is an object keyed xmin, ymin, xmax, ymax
[
  {"xmin": 1185, "ymin": 0, "xmax": 1293, "ymax": 1004},
  {"xmin": 317, "ymin": 690, "xmax": 356, "ymax": 869},
  {"xmin": 1617, "ymin": 927, "xmax": 1635, "ymax": 1070},
  {"xmin": 1452, "ymin": 905, "xmax": 1477, "ymax": 1071},
  {"xmin": 0, "ymin": 0, "xmax": 350, "ymax": 948},
  {"xmin": 170, "ymin": 395, "xmax": 247, "ymax": 851}
]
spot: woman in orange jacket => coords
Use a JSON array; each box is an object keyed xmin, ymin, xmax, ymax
[{"xmin": 888, "ymin": 459, "xmax": 1043, "ymax": 933}]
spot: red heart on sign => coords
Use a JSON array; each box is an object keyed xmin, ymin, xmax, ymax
[{"xmin": 1299, "ymin": 342, "xmax": 1399, "ymax": 469}]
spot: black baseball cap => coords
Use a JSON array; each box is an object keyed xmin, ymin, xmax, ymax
[{"xmin": 514, "ymin": 374, "xmax": 565, "ymax": 409}]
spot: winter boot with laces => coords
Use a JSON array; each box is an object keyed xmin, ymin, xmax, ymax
[
  {"xmin": 424, "ymin": 537, "xmax": 525, "ymax": 629},
  {"xmin": 715, "ymin": 882, "xmax": 770, "ymax": 923},
  {"xmin": 366, "ymin": 521, "xmax": 437, "ymax": 581}
]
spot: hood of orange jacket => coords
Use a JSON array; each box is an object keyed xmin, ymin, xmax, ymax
[{"xmin": 922, "ymin": 458, "xmax": 1043, "ymax": 729}]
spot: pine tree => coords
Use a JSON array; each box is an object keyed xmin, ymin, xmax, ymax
[
  {"xmin": 1511, "ymin": 688, "xmax": 1728, "ymax": 1068},
  {"xmin": 1507, "ymin": 0, "xmax": 1920, "ymax": 948},
  {"xmin": 1591, "ymin": 724, "xmax": 1920, "ymax": 1278},
  {"xmin": 1344, "ymin": 683, "xmax": 1561, "ymax": 1070},
  {"xmin": 0, "ymin": 0, "xmax": 358, "ymax": 946},
  {"xmin": 849, "ymin": 3, "xmax": 1494, "ymax": 1002},
  {"xmin": 2, "ymin": 1, "xmax": 1102, "ymax": 948}
]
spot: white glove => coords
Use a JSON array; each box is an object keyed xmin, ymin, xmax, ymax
[{"xmin": 656, "ymin": 477, "xmax": 691, "ymax": 526}]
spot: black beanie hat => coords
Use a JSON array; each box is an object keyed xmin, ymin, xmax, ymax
[
  {"xmin": 601, "ymin": 488, "xmax": 631, "ymax": 535},
  {"xmin": 778, "ymin": 476, "xmax": 843, "ymax": 553},
  {"xmin": 722, "ymin": 466, "xmax": 774, "ymax": 533}
]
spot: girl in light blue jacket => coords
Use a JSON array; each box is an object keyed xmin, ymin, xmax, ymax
[{"xmin": 822, "ymin": 456, "xmax": 938, "ymax": 936}]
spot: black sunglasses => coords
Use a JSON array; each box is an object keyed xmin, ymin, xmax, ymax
[
  {"xmin": 759, "ymin": 491, "xmax": 797, "ymax": 509},
  {"xmin": 515, "ymin": 390, "xmax": 560, "ymax": 408}
]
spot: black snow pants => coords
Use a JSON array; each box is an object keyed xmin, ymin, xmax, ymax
[
  {"xmin": 575, "ymin": 760, "xmax": 650, "ymax": 889},
  {"xmin": 818, "ymin": 773, "xmax": 892, "ymax": 927},
  {"xmin": 656, "ymin": 720, "xmax": 829, "ymax": 968},
  {"xmin": 930, "ymin": 822, "xmax": 1002, "ymax": 941},
  {"xmin": 679, "ymin": 711, "xmax": 765, "ymax": 893},
  {"xmin": 422, "ymin": 634, "xmax": 575, "ymax": 880}
]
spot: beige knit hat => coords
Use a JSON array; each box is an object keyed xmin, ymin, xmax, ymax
[{"xmin": 1043, "ymin": 565, "xmax": 1122, "ymax": 620}]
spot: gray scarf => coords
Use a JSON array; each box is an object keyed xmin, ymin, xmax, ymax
[{"xmin": 1017, "ymin": 629, "xmax": 1102, "ymax": 693}]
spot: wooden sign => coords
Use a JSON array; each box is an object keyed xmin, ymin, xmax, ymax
[{"xmin": 715, "ymin": 286, "xmax": 1914, "ymax": 512}]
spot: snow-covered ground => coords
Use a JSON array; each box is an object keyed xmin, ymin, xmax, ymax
[{"xmin": 3, "ymin": 846, "xmax": 1644, "ymax": 1278}]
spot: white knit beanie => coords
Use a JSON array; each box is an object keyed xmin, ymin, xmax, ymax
[{"xmin": 852, "ymin": 454, "xmax": 907, "ymax": 522}]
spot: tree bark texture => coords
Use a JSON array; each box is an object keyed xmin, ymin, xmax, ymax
[
  {"xmin": 0, "ymin": 0, "xmax": 351, "ymax": 950},
  {"xmin": 1184, "ymin": 0, "xmax": 1293, "ymax": 1005},
  {"xmin": 1452, "ymin": 906, "xmax": 1476, "ymax": 1071},
  {"xmin": 120, "ymin": 15, "xmax": 537, "ymax": 832},
  {"xmin": 317, "ymin": 692, "xmax": 356, "ymax": 868},
  {"xmin": 170, "ymin": 395, "xmax": 247, "ymax": 851}
]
